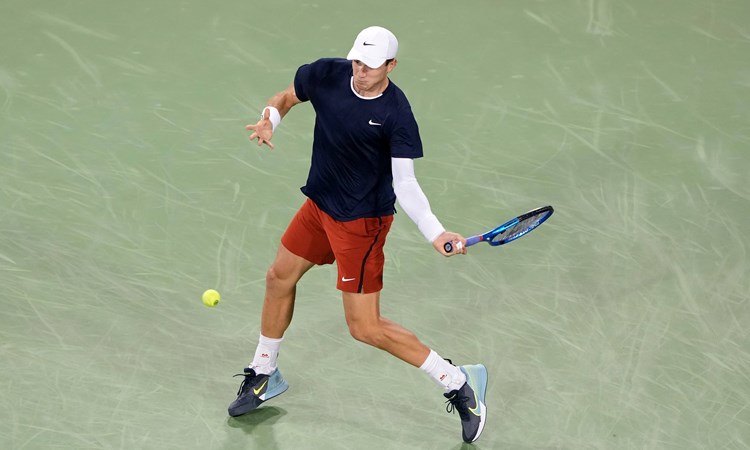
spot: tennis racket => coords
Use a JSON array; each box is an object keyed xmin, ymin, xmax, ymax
[{"xmin": 444, "ymin": 205, "xmax": 554, "ymax": 253}]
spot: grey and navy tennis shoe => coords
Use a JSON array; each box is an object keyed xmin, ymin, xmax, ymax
[
  {"xmin": 228, "ymin": 367, "xmax": 289, "ymax": 417},
  {"xmin": 444, "ymin": 364, "xmax": 488, "ymax": 443}
]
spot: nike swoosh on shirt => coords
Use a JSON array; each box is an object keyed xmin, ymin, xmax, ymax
[
  {"xmin": 253, "ymin": 380, "xmax": 268, "ymax": 395},
  {"xmin": 368, "ymin": 120, "xmax": 382, "ymax": 126}
]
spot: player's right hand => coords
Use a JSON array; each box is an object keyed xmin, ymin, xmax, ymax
[{"xmin": 433, "ymin": 231, "xmax": 467, "ymax": 257}]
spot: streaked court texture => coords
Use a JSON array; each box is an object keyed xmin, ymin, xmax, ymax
[{"xmin": 1, "ymin": 0, "xmax": 748, "ymax": 449}]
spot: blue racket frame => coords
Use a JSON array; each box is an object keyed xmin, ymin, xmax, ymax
[{"xmin": 444, "ymin": 205, "xmax": 554, "ymax": 253}]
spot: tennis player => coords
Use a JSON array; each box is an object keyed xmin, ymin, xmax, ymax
[{"xmin": 228, "ymin": 26, "xmax": 488, "ymax": 443}]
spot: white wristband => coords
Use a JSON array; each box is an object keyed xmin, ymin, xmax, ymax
[{"xmin": 261, "ymin": 106, "xmax": 281, "ymax": 132}]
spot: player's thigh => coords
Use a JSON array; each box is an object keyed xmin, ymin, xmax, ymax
[
  {"xmin": 341, "ymin": 291, "xmax": 381, "ymax": 329},
  {"xmin": 267, "ymin": 243, "xmax": 316, "ymax": 285}
]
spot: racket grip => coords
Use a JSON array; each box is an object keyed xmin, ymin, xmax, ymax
[
  {"xmin": 445, "ymin": 235, "xmax": 480, "ymax": 252},
  {"xmin": 443, "ymin": 241, "xmax": 463, "ymax": 253}
]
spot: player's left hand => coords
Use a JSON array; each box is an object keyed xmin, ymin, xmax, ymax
[
  {"xmin": 433, "ymin": 231, "xmax": 467, "ymax": 256},
  {"xmin": 246, "ymin": 115, "xmax": 274, "ymax": 149}
]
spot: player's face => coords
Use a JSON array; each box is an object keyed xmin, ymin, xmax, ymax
[{"xmin": 351, "ymin": 59, "xmax": 396, "ymax": 96}]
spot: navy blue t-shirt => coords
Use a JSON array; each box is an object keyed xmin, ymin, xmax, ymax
[{"xmin": 294, "ymin": 58, "xmax": 423, "ymax": 221}]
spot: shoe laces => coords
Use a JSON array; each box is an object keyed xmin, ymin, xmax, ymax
[
  {"xmin": 445, "ymin": 391, "xmax": 471, "ymax": 421},
  {"xmin": 233, "ymin": 369, "xmax": 258, "ymax": 396}
]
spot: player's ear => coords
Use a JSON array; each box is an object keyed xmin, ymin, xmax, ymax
[{"xmin": 386, "ymin": 58, "xmax": 397, "ymax": 72}]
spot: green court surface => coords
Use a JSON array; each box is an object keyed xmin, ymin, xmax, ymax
[{"xmin": 2, "ymin": 0, "xmax": 749, "ymax": 449}]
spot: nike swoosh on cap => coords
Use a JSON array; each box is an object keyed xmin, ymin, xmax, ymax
[{"xmin": 363, "ymin": 42, "xmax": 376, "ymax": 46}]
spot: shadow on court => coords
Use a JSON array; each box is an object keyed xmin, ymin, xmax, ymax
[
  {"xmin": 226, "ymin": 406, "xmax": 288, "ymax": 430},
  {"xmin": 225, "ymin": 407, "xmax": 287, "ymax": 450}
]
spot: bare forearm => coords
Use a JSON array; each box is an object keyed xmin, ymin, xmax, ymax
[
  {"xmin": 252, "ymin": 83, "xmax": 302, "ymax": 144},
  {"xmin": 266, "ymin": 83, "xmax": 300, "ymax": 119}
]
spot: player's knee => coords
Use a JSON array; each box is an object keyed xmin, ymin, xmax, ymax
[
  {"xmin": 265, "ymin": 266, "xmax": 278, "ymax": 285},
  {"xmin": 348, "ymin": 322, "xmax": 385, "ymax": 347},
  {"xmin": 266, "ymin": 265, "xmax": 292, "ymax": 289}
]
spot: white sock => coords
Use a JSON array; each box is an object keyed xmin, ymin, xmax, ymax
[
  {"xmin": 419, "ymin": 349, "xmax": 467, "ymax": 393},
  {"xmin": 250, "ymin": 334, "xmax": 283, "ymax": 375}
]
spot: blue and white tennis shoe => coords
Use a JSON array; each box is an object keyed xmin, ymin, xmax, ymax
[
  {"xmin": 228, "ymin": 367, "xmax": 289, "ymax": 417},
  {"xmin": 444, "ymin": 364, "xmax": 488, "ymax": 443}
]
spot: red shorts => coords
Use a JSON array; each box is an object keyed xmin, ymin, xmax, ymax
[{"xmin": 281, "ymin": 199, "xmax": 393, "ymax": 294}]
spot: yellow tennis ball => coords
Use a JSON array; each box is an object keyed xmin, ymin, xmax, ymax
[{"xmin": 202, "ymin": 289, "xmax": 220, "ymax": 307}]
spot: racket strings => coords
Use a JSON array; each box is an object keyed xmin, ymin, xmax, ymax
[{"xmin": 494, "ymin": 215, "xmax": 546, "ymax": 243}]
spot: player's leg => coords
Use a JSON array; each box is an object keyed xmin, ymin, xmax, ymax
[
  {"xmin": 341, "ymin": 291, "xmax": 487, "ymax": 442},
  {"xmin": 328, "ymin": 211, "xmax": 487, "ymax": 443},
  {"xmin": 228, "ymin": 200, "xmax": 334, "ymax": 417},
  {"xmin": 260, "ymin": 243, "xmax": 315, "ymax": 339},
  {"xmin": 341, "ymin": 290, "xmax": 430, "ymax": 365},
  {"xmin": 227, "ymin": 245, "xmax": 313, "ymax": 417}
]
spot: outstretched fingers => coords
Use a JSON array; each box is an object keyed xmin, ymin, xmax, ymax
[{"xmin": 246, "ymin": 123, "xmax": 275, "ymax": 149}]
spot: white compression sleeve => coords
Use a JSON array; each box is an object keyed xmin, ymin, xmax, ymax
[{"xmin": 392, "ymin": 157, "xmax": 445, "ymax": 242}]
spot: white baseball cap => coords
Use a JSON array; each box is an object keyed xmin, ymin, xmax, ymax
[{"xmin": 346, "ymin": 26, "xmax": 398, "ymax": 69}]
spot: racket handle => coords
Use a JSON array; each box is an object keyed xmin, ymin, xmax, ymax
[
  {"xmin": 443, "ymin": 241, "xmax": 463, "ymax": 253},
  {"xmin": 444, "ymin": 235, "xmax": 480, "ymax": 253}
]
